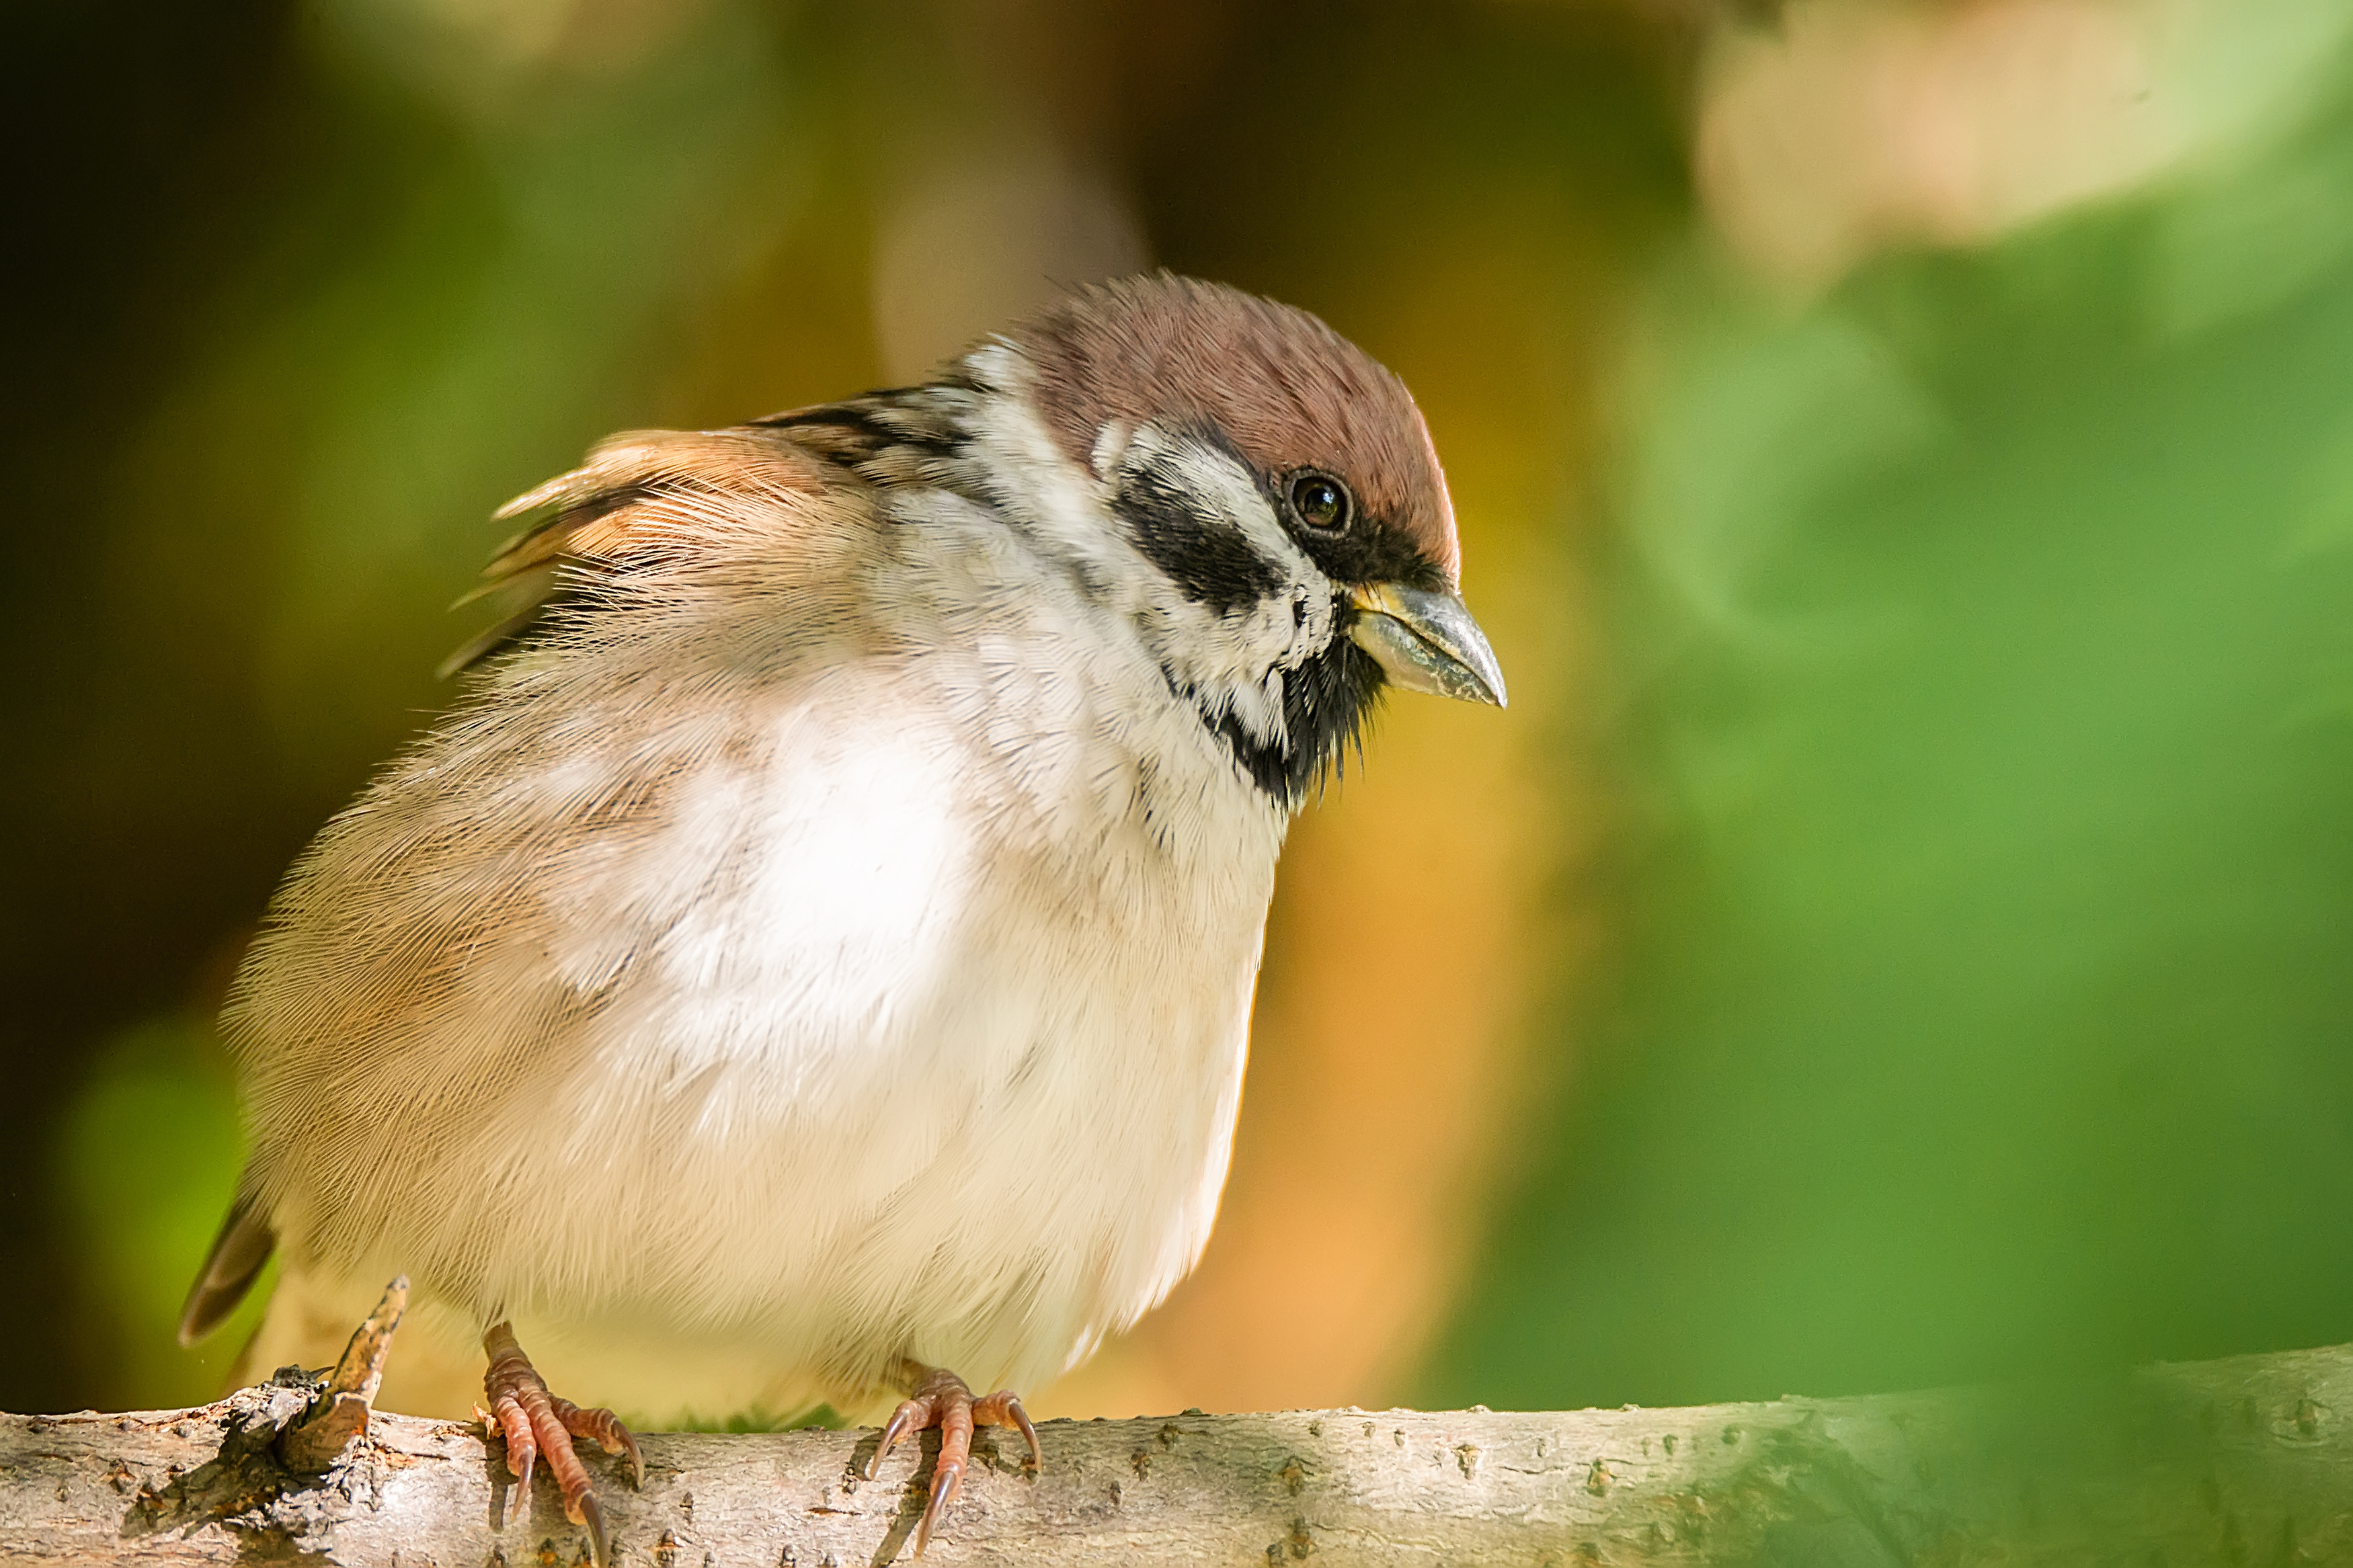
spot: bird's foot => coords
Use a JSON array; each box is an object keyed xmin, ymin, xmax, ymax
[
  {"xmin": 865, "ymin": 1364, "xmax": 1041, "ymax": 1557},
  {"xmin": 481, "ymin": 1321, "xmax": 643, "ymax": 1567}
]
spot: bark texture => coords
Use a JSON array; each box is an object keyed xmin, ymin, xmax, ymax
[{"xmin": 5, "ymin": 1344, "xmax": 2353, "ymax": 1565}]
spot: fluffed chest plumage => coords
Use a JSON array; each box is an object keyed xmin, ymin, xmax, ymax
[
  {"xmin": 233, "ymin": 477, "xmax": 1289, "ymax": 1424},
  {"xmin": 526, "ymin": 510, "xmax": 1294, "ymax": 1417}
]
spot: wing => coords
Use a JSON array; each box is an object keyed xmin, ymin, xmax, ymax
[
  {"xmin": 190, "ymin": 430, "xmax": 846, "ymax": 1346},
  {"xmin": 176, "ymin": 1190, "xmax": 275, "ymax": 1346},
  {"xmin": 237, "ymin": 415, "xmax": 912, "ymax": 1320},
  {"xmin": 439, "ymin": 425, "xmax": 845, "ymax": 677}
]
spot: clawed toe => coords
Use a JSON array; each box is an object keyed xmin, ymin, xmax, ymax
[
  {"xmin": 564, "ymin": 1398, "xmax": 646, "ymax": 1489},
  {"xmin": 971, "ymin": 1388, "xmax": 1042, "ymax": 1474},
  {"xmin": 865, "ymin": 1364, "xmax": 1041, "ymax": 1557},
  {"xmin": 483, "ymin": 1322, "xmax": 641, "ymax": 1567}
]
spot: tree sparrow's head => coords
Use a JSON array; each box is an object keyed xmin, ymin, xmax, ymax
[{"xmin": 960, "ymin": 275, "xmax": 1505, "ymax": 804}]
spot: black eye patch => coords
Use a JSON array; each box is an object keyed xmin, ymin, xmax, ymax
[
  {"xmin": 1281, "ymin": 505, "xmax": 1443, "ymax": 589},
  {"xmin": 1112, "ymin": 437, "xmax": 1287, "ymax": 615}
]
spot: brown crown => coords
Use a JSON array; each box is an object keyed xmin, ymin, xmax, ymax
[{"xmin": 1008, "ymin": 275, "xmax": 1460, "ymax": 581}]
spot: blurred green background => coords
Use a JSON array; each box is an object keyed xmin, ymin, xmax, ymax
[{"xmin": 7, "ymin": 0, "xmax": 2353, "ymax": 1424}]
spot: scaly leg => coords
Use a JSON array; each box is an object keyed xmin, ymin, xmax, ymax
[
  {"xmin": 482, "ymin": 1322, "xmax": 644, "ymax": 1567},
  {"xmin": 864, "ymin": 1361, "xmax": 1041, "ymax": 1557}
]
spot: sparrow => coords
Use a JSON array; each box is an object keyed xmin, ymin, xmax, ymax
[{"xmin": 175, "ymin": 274, "xmax": 1504, "ymax": 1561}]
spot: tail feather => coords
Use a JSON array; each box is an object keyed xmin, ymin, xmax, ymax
[{"xmin": 177, "ymin": 1196, "xmax": 275, "ymax": 1346}]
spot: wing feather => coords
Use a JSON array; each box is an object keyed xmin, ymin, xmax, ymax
[
  {"xmin": 177, "ymin": 1192, "xmax": 276, "ymax": 1346},
  {"xmin": 441, "ymin": 426, "xmax": 840, "ymax": 677}
]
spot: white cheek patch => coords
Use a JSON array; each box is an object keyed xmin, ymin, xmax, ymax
[
  {"xmin": 949, "ymin": 355, "xmax": 1337, "ymax": 757},
  {"xmin": 1118, "ymin": 421, "xmax": 1302, "ymax": 582},
  {"xmin": 1285, "ymin": 582, "xmax": 1338, "ymax": 671},
  {"xmin": 1109, "ymin": 423, "xmax": 1332, "ymax": 735}
]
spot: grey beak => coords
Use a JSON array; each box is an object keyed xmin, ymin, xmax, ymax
[{"xmin": 1347, "ymin": 583, "xmax": 1507, "ymax": 708}]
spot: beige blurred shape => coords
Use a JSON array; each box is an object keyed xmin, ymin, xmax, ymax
[
  {"xmin": 407, "ymin": 0, "xmax": 597, "ymax": 66},
  {"xmin": 338, "ymin": 0, "xmax": 717, "ymax": 104},
  {"xmin": 1699, "ymin": 0, "xmax": 2184, "ymax": 291},
  {"xmin": 870, "ymin": 148, "xmax": 1150, "ymax": 382}
]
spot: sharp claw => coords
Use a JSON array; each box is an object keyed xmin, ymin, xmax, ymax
[
  {"xmin": 512, "ymin": 1446, "xmax": 535, "ymax": 1497},
  {"xmin": 569, "ymin": 1404, "xmax": 644, "ymax": 1489},
  {"xmin": 621, "ymin": 1429, "xmax": 645, "ymax": 1490},
  {"xmin": 967, "ymin": 1389, "xmax": 1042, "ymax": 1476},
  {"xmin": 868, "ymin": 1403, "xmax": 918, "ymax": 1481},
  {"xmin": 577, "ymin": 1489, "xmax": 608, "ymax": 1568},
  {"xmin": 914, "ymin": 1458, "xmax": 963, "ymax": 1559},
  {"xmin": 1016, "ymin": 1410, "xmax": 1041, "ymax": 1473}
]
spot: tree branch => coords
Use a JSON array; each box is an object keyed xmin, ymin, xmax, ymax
[{"xmin": 6, "ymin": 1342, "xmax": 2352, "ymax": 1565}]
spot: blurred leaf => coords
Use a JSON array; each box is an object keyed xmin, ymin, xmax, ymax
[
  {"xmin": 1426, "ymin": 16, "xmax": 2353, "ymax": 1411},
  {"xmin": 52, "ymin": 1016, "xmax": 266, "ymax": 1410},
  {"xmin": 112, "ymin": 0, "xmax": 807, "ymax": 794}
]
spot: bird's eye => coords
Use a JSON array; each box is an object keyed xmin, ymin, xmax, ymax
[{"xmin": 1289, "ymin": 471, "xmax": 1351, "ymax": 532}]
